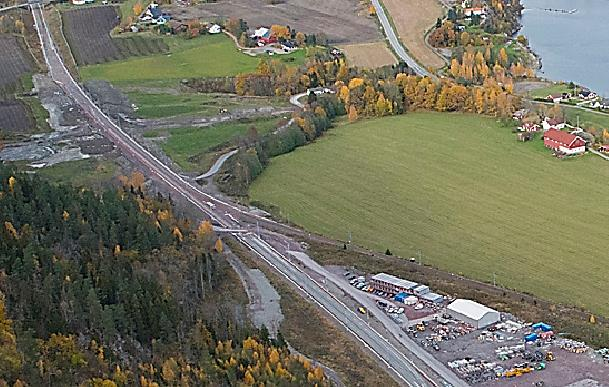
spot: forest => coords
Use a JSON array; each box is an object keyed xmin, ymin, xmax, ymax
[{"xmin": 0, "ymin": 167, "xmax": 329, "ymax": 386}]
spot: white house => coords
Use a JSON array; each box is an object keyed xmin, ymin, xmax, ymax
[
  {"xmin": 72, "ymin": 0, "xmax": 85, "ymax": 5},
  {"xmin": 208, "ymin": 24, "xmax": 221, "ymax": 34},
  {"xmin": 251, "ymin": 27, "xmax": 270, "ymax": 38},
  {"xmin": 464, "ymin": 7, "xmax": 486, "ymax": 17},
  {"xmin": 546, "ymin": 94, "xmax": 563, "ymax": 104},
  {"xmin": 446, "ymin": 299, "xmax": 500, "ymax": 329},
  {"xmin": 542, "ymin": 117, "xmax": 566, "ymax": 131},
  {"xmin": 578, "ymin": 90, "xmax": 597, "ymax": 100}
]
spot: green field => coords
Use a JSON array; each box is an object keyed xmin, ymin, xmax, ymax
[
  {"xmin": 79, "ymin": 34, "xmax": 305, "ymax": 86},
  {"xmin": 250, "ymin": 112, "xmax": 609, "ymax": 316},
  {"xmin": 33, "ymin": 158, "xmax": 118, "ymax": 187},
  {"xmin": 149, "ymin": 117, "xmax": 282, "ymax": 172},
  {"xmin": 562, "ymin": 106, "xmax": 609, "ymax": 131},
  {"xmin": 529, "ymin": 82, "xmax": 579, "ymax": 99},
  {"xmin": 128, "ymin": 92, "xmax": 289, "ymax": 119}
]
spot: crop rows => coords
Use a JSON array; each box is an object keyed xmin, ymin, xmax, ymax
[
  {"xmin": 0, "ymin": 100, "xmax": 34, "ymax": 133},
  {"xmin": 62, "ymin": 6, "xmax": 168, "ymax": 66},
  {"xmin": 0, "ymin": 35, "xmax": 33, "ymax": 92}
]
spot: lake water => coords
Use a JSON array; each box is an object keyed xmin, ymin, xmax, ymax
[{"xmin": 520, "ymin": 0, "xmax": 609, "ymax": 96}]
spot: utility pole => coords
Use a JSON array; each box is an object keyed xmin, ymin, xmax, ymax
[
  {"xmin": 348, "ymin": 230, "xmax": 352, "ymax": 244},
  {"xmin": 417, "ymin": 250, "xmax": 422, "ymax": 265},
  {"xmin": 256, "ymin": 221, "xmax": 260, "ymax": 237},
  {"xmin": 493, "ymin": 272, "xmax": 496, "ymax": 287}
]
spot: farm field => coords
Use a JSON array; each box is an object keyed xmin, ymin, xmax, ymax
[
  {"xmin": 381, "ymin": 0, "xmax": 445, "ymax": 69},
  {"xmin": 79, "ymin": 34, "xmax": 302, "ymax": 86},
  {"xmin": 147, "ymin": 117, "xmax": 282, "ymax": 172},
  {"xmin": 338, "ymin": 42, "xmax": 397, "ymax": 69},
  {"xmin": 34, "ymin": 158, "xmax": 119, "ymax": 188},
  {"xmin": 128, "ymin": 92, "xmax": 291, "ymax": 119},
  {"xmin": 62, "ymin": 6, "xmax": 168, "ymax": 65},
  {"xmin": 250, "ymin": 112, "xmax": 609, "ymax": 316},
  {"xmin": 0, "ymin": 100, "xmax": 34, "ymax": 134},
  {"xmin": 166, "ymin": 0, "xmax": 381, "ymax": 44},
  {"xmin": 0, "ymin": 34, "xmax": 34, "ymax": 91}
]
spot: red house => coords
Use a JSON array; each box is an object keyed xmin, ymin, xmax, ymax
[{"xmin": 543, "ymin": 129, "xmax": 586, "ymax": 155}]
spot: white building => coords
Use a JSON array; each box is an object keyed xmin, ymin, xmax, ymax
[
  {"xmin": 208, "ymin": 24, "xmax": 221, "ymax": 34},
  {"xmin": 446, "ymin": 299, "xmax": 500, "ymax": 329}
]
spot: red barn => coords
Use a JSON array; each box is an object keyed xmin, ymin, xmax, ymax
[{"xmin": 543, "ymin": 129, "xmax": 586, "ymax": 155}]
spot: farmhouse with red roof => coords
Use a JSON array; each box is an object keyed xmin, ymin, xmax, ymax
[{"xmin": 543, "ymin": 129, "xmax": 586, "ymax": 155}]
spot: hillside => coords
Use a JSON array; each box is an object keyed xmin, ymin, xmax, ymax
[
  {"xmin": 0, "ymin": 167, "xmax": 328, "ymax": 386},
  {"xmin": 250, "ymin": 112, "xmax": 609, "ymax": 316}
]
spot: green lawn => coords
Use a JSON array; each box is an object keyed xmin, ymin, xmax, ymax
[
  {"xmin": 34, "ymin": 158, "xmax": 118, "ymax": 187},
  {"xmin": 152, "ymin": 117, "xmax": 282, "ymax": 172},
  {"xmin": 128, "ymin": 92, "xmax": 289, "ymax": 119},
  {"xmin": 79, "ymin": 34, "xmax": 305, "ymax": 86},
  {"xmin": 562, "ymin": 106, "xmax": 609, "ymax": 131},
  {"xmin": 250, "ymin": 112, "xmax": 609, "ymax": 316},
  {"xmin": 529, "ymin": 82, "xmax": 579, "ymax": 99}
]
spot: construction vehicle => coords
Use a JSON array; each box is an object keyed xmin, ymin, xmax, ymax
[
  {"xmin": 416, "ymin": 322, "xmax": 426, "ymax": 332},
  {"xmin": 545, "ymin": 351, "xmax": 556, "ymax": 361},
  {"xmin": 535, "ymin": 362, "xmax": 546, "ymax": 371}
]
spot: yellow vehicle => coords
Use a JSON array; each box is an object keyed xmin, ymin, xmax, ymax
[
  {"xmin": 545, "ymin": 351, "xmax": 556, "ymax": 361},
  {"xmin": 416, "ymin": 322, "xmax": 426, "ymax": 332},
  {"xmin": 358, "ymin": 307, "xmax": 367, "ymax": 314}
]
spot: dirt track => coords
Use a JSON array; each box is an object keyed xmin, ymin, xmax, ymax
[
  {"xmin": 381, "ymin": 0, "xmax": 446, "ymax": 69},
  {"xmin": 339, "ymin": 42, "xmax": 397, "ymax": 68},
  {"xmin": 167, "ymin": 0, "xmax": 382, "ymax": 44}
]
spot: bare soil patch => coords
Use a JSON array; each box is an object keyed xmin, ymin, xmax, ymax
[
  {"xmin": 381, "ymin": 0, "xmax": 445, "ymax": 68},
  {"xmin": 0, "ymin": 100, "xmax": 34, "ymax": 133},
  {"xmin": 62, "ymin": 6, "xmax": 168, "ymax": 65},
  {"xmin": 0, "ymin": 34, "xmax": 34, "ymax": 92},
  {"xmin": 339, "ymin": 42, "xmax": 397, "ymax": 68},
  {"xmin": 167, "ymin": 0, "xmax": 382, "ymax": 44}
]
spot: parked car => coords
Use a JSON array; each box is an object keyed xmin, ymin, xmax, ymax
[
  {"xmin": 344, "ymin": 271, "xmax": 351, "ymax": 276},
  {"xmin": 397, "ymin": 307, "xmax": 405, "ymax": 314}
]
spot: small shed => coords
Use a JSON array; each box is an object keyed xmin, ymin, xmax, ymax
[
  {"xmin": 517, "ymin": 132, "xmax": 533, "ymax": 142},
  {"xmin": 421, "ymin": 292, "xmax": 444, "ymax": 304},
  {"xmin": 532, "ymin": 322, "xmax": 553, "ymax": 332},
  {"xmin": 413, "ymin": 284, "xmax": 430, "ymax": 295}
]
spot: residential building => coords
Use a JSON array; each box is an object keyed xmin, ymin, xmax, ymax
[
  {"xmin": 546, "ymin": 94, "xmax": 563, "ymax": 104},
  {"xmin": 543, "ymin": 129, "xmax": 586, "ymax": 155},
  {"xmin": 542, "ymin": 117, "xmax": 566, "ymax": 131},
  {"xmin": 369, "ymin": 273, "xmax": 418, "ymax": 295}
]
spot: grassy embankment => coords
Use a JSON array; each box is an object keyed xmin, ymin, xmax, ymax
[
  {"xmin": 128, "ymin": 92, "xmax": 290, "ymax": 119},
  {"xmin": 250, "ymin": 112, "xmax": 609, "ymax": 317},
  {"xmin": 145, "ymin": 117, "xmax": 283, "ymax": 172},
  {"xmin": 79, "ymin": 34, "xmax": 306, "ymax": 86}
]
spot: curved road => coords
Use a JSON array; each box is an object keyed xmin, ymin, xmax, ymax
[
  {"xmin": 195, "ymin": 149, "xmax": 238, "ymax": 180},
  {"xmin": 371, "ymin": 0, "xmax": 432, "ymax": 78},
  {"xmin": 31, "ymin": 5, "xmax": 463, "ymax": 386}
]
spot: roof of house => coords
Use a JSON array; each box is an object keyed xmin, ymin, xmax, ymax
[
  {"xmin": 547, "ymin": 94, "xmax": 562, "ymax": 99},
  {"xmin": 447, "ymin": 299, "xmax": 499, "ymax": 320},
  {"xmin": 371, "ymin": 273, "xmax": 418, "ymax": 290},
  {"xmin": 544, "ymin": 129, "xmax": 585, "ymax": 147},
  {"xmin": 580, "ymin": 90, "xmax": 592, "ymax": 96},
  {"xmin": 545, "ymin": 117, "xmax": 564, "ymax": 125}
]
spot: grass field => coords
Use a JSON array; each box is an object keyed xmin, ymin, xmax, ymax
[
  {"xmin": 148, "ymin": 117, "xmax": 282, "ymax": 172},
  {"xmin": 128, "ymin": 92, "xmax": 289, "ymax": 119},
  {"xmin": 381, "ymin": 0, "xmax": 445, "ymax": 69},
  {"xmin": 562, "ymin": 106, "xmax": 609, "ymax": 130},
  {"xmin": 33, "ymin": 158, "xmax": 118, "ymax": 188},
  {"xmin": 79, "ymin": 34, "xmax": 304, "ymax": 86},
  {"xmin": 529, "ymin": 82, "xmax": 580, "ymax": 99},
  {"xmin": 338, "ymin": 42, "xmax": 397, "ymax": 69},
  {"xmin": 250, "ymin": 112, "xmax": 609, "ymax": 316}
]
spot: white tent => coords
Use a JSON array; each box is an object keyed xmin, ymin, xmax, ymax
[{"xmin": 446, "ymin": 299, "xmax": 500, "ymax": 329}]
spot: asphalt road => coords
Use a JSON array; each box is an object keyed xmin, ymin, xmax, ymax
[
  {"xmin": 371, "ymin": 0, "xmax": 432, "ymax": 78},
  {"xmin": 31, "ymin": 5, "xmax": 462, "ymax": 386},
  {"xmin": 194, "ymin": 149, "xmax": 238, "ymax": 180}
]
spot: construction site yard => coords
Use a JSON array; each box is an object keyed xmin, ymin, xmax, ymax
[
  {"xmin": 323, "ymin": 266, "xmax": 609, "ymax": 386},
  {"xmin": 338, "ymin": 42, "xmax": 397, "ymax": 68},
  {"xmin": 165, "ymin": 0, "xmax": 382, "ymax": 44},
  {"xmin": 380, "ymin": 0, "xmax": 446, "ymax": 69}
]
